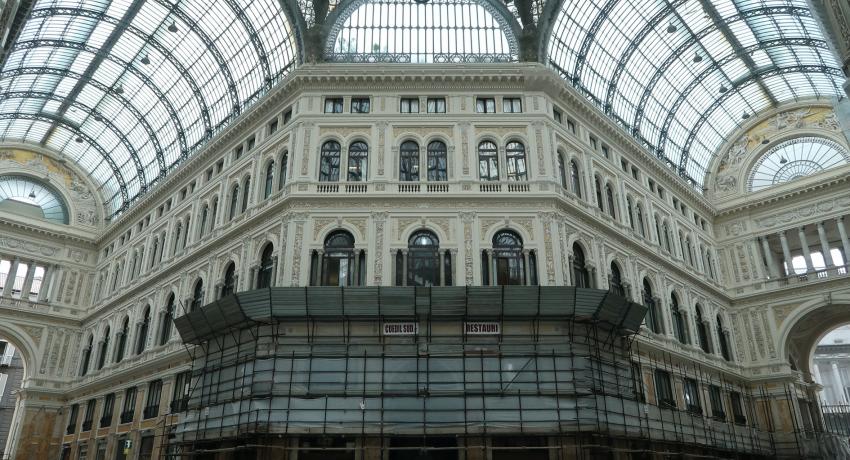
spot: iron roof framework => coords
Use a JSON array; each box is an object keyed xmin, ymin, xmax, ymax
[
  {"xmin": 546, "ymin": 0, "xmax": 845, "ymax": 188},
  {"xmin": 0, "ymin": 0, "xmax": 298, "ymax": 218}
]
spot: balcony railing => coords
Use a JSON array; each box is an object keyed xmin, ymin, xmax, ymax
[
  {"xmin": 143, "ymin": 405, "xmax": 159, "ymax": 419},
  {"xmin": 99, "ymin": 415, "xmax": 112, "ymax": 428},
  {"xmin": 81, "ymin": 420, "xmax": 92, "ymax": 432},
  {"xmin": 119, "ymin": 410, "xmax": 134, "ymax": 424},
  {"xmin": 777, "ymin": 263, "xmax": 850, "ymax": 287}
]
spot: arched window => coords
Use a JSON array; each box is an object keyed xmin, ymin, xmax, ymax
[
  {"xmin": 695, "ymin": 305, "xmax": 710, "ymax": 353},
  {"xmin": 478, "ymin": 141, "xmax": 499, "ymax": 181},
  {"xmin": 572, "ymin": 243, "xmax": 590, "ymax": 288},
  {"xmin": 198, "ymin": 204, "xmax": 209, "ymax": 238},
  {"xmin": 279, "ymin": 151, "xmax": 289, "ymax": 190},
  {"xmin": 210, "ymin": 197, "xmax": 218, "ymax": 231},
  {"xmin": 407, "ymin": 231, "xmax": 440, "ymax": 286},
  {"xmin": 241, "ymin": 177, "xmax": 251, "ymax": 212},
  {"xmin": 97, "ymin": 326, "xmax": 110, "ymax": 370},
  {"xmin": 319, "ymin": 141, "xmax": 341, "ymax": 181},
  {"xmin": 605, "ymin": 184, "xmax": 616, "ymax": 219},
  {"xmin": 80, "ymin": 334, "xmax": 93, "ymax": 376},
  {"xmin": 684, "ymin": 237, "xmax": 693, "ymax": 266},
  {"xmin": 111, "ymin": 263, "xmax": 121, "ymax": 291},
  {"xmin": 493, "ymin": 230, "xmax": 525, "ymax": 285},
  {"xmin": 626, "ymin": 197, "xmax": 635, "ymax": 230},
  {"xmin": 315, "ymin": 231, "xmax": 357, "ymax": 286},
  {"xmin": 505, "ymin": 141, "xmax": 527, "ymax": 181},
  {"xmin": 609, "ymin": 262, "xmax": 624, "ymax": 297},
  {"xmin": 717, "ymin": 315, "xmax": 731, "ymax": 361},
  {"xmin": 427, "ymin": 141, "xmax": 448, "ymax": 181},
  {"xmin": 159, "ymin": 294, "xmax": 174, "ymax": 346},
  {"xmin": 114, "ymin": 317, "xmax": 129, "ymax": 363},
  {"xmin": 222, "ymin": 263, "xmax": 237, "ymax": 297},
  {"xmin": 594, "ymin": 176, "xmax": 604, "ymax": 211},
  {"xmin": 191, "ymin": 279, "xmax": 204, "ymax": 312},
  {"xmin": 570, "ymin": 160, "xmax": 582, "ymax": 198},
  {"xmin": 346, "ymin": 141, "xmax": 368, "ymax": 182},
  {"xmin": 643, "ymin": 279, "xmax": 659, "ymax": 333},
  {"xmin": 229, "ymin": 184, "xmax": 240, "ymax": 220},
  {"xmin": 705, "ymin": 250, "xmax": 715, "ymax": 279},
  {"xmin": 662, "ymin": 222, "xmax": 671, "ymax": 253},
  {"xmin": 264, "ymin": 161, "xmax": 275, "ymax": 199},
  {"xmin": 400, "ymin": 141, "xmax": 420, "ymax": 181},
  {"xmin": 136, "ymin": 306, "xmax": 150, "ymax": 355},
  {"xmin": 557, "ymin": 153, "xmax": 567, "ymax": 188},
  {"xmin": 0, "ymin": 174, "xmax": 70, "ymax": 224},
  {"xmin": 257, "ymin": 244, "xmax": 274, "ymax": 288},
  {"xmin": 149, "ymin": 238, "xmax": 159, "ymax": 268},
  {"xmin": 635, "ymin": 204, "xmax": 645, "ymax": 237},
  {"xmin": 671, "ymin": 293, "xmax": 687, "ymax": 344},
  {"xmin": 182, "ymin": 216, "xmax": 190, "ymax": 249}
]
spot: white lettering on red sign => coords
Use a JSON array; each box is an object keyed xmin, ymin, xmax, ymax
[
  {"xmin": 382, "ymin": 322, "xmax": 419, "ymax": 336},
  {"xmin": 464, "ymin": 322, "xmax": 501, "ymax": 335}
]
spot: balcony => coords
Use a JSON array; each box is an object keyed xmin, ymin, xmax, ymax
[
  {"xmin": 143, "ymin": 405, "xmax": 159, "ymax": 419},
  {"xmin": 81, "ymin": 420, "xmax": 92, "ymax": 432},
  {"xmin": 99, "ymin": 415, "xmax": 112, "ymax": 428},
  {"xmin": 119, "ymin": 410, "xmax": 134, "ymax": 424}
]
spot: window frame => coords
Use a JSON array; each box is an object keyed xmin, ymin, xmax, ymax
[
  {"xmin": 426, "ymin": 97, "xmax": 446, "ymax": 113},
  {"xmin": 324, "ymin": 97, "xmax": 344, "ymax": 113},
  {"xmin": 475, "ymin": 97, "xmax": 496, "ymax": 114},
  {"xmin": 350, "ymin": 97, "xmax": 371, "ymax": 114},
  {"xmin": 400, "ymin": 98, "xmax": 420, "ymax": 114}
]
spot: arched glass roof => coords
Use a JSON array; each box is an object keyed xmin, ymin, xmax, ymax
[
  {"xmin": 547, "ymin": 0, "xmax": 845, "ymax": 187},
  {"xmin": 326, "ymin": 0, "xmax": 518, "ymax": 63},
  {"xmin": 748, "ymin": 137, "xmax": 850, "ymax": 191},
  {"xmin": 0, "ymin": 0, "xmax": 297, "ymax": 218},
  {"xmin": 0, "ymin": 174, "xmax": 69, "ymax": 224}
]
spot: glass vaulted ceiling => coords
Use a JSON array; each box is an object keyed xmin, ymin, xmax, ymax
[
  {"xmin": 548, "ymin": 0, "xmax": 845, "ymax": 187},
  {"xmin": 0, "ymin": 0, "xmax": 297, "ymax": 217}
]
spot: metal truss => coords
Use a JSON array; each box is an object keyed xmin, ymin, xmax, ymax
[
  {"xmin": 0, "ymin": 112, "xmax": 130, "ymax": 209},
  {"xmin": 678, "ymin": 65, "xmax": 845, "ymax": 173}
]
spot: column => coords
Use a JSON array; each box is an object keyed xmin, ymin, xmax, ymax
[
  {"xmin": 490, "ymin": 251, "xmax": 498, "ymax": 286},
  {"xmin": 832, "ymin": 362, "xmax": 847, "ymax": 404},
  {"xmin": 271, "ymin": 256, "xmax": 279, "ymax": 288},
  {"xmin": 760, "ymin": 237, "xmax": 779, "ymax": 278},
  {"xmin": 2, "ymin": 257, "xmax": 20, "ymax": 297},
  {"xmin": 20, "ymin": 261, "xmax": 36, "ymax": 300},
  {"xmin": 798, "ymin": 227, "xmax": 813, "ymax": 272},
  {"xmin": 48, "ymin": 266, "xmax": 63, "ymax": 303},
  {"xmin": 401, "ymin": 250, "xmax": 408, "ymax": 286},
  {"xmin": 779, "ymin": 231, "xmax": 793, "ymax": 275},
  {"xmin": 439, "ymin": 251, "xmax": 446, "ymax": 286},
  {"xmin": 315, "ymin": 250, "xmax": 324, "ymax": 286},
  {"xmin": 837, "ymin": 216, "xmax": 850, "ymax": 266},
  {"xmin": 37, "ymin": 265, "xmax": 52, "ymax": 302},
  {"xmin": 817, "ymin": 222, "xmax": 834, "ymax": 267},
  {"xmin": 522, "ymin": 250, "xmax": 531, "ymax": 285},
  {"xmin": 353, "ymin": 251, "xmax": 361, "ymax": 286}
]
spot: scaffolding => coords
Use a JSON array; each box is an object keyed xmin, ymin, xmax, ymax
[{"xmin": 159, "ymin": 286, "xmax": 850, "ymax": 459}]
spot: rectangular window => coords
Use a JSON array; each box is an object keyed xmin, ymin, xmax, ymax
[
  {"xmin": 66, "ymin": 403, "xmax": 79, "ymax": 434},
  {"xmin": 601, "ymin": 144, "xmax": 610, "ymax": 158},
  {"xmin": 324, "ymin": 97, "xmax": 344, "ymax": 113},
  {"xmin": 589, "ymin": 135, "xmax": 598, "ymax": 150},
  {"xmin": 502, "ymin": 97, "xmax": 522, "ymax": 113},
  {"xmin": 138, "ymin": 436, "xmax": 155, "ymax": 460},
  {"xmin": 631, "ymin": 362, "xmax": 645, "ymax": 402},
  {"xmin": 120, "ymin": 387, "xmax": 136, "ymax": 424},
  {"xmin": 77, "ymin": 444, "xmax": 87, "ymax": 460},
  {"xmin": 553, "ymin": 108, "xmax": 562, "ymax": 123},
  {"xmin": 350, "ymin": 97, "xmax": 370, "ymax": 113},
  {"xmin": 171, "ymin": 371, "xmax": 191, "ymax": 413},
  {"xmin": 731, "ymin": 391, "xmax": 747, "ymax": 424},
  {"xmin": 476, "ymin": 97, "xmax": 496, "ymax": 113},
  {"xmin": 95, "ymin": 441, "xmax": 106, "ymax": 460},
  {"xmin": 654, "ymin": 369, "xmax": 675, "ymax": 408},
  {"xmin": 205, "ymin": 168, "xmax": 213, "ymax": 181},
  {"xmin": 631, "ymin": 166, "xmax": 639, "ymax": 180},
  {"xmin": 82, "ymin": 399, "xmax": 95, "ymax": 431},
  {"xmin": 100, "ymin": 393, "xmax": 115, "ymax": 428},
  {"xmin": 683, "ymin": 378, "xmax": 702, "ymax": 414},
  {"xmin": 567, "ymin": 118, "xmax": 576, "ymax": 134},
  {"xmin": 658, "ymin": 187, "xmax": 665, "ymax": 199},
  {"xmin": 620, "ymin": 159, "xmax": 628, "ymax": 172},
  {"xmin": 427, "ymin": 97, "xmax": 446, "ymax": 113},
  {"xmin": 143, "ymin": 380, "xmax": 162, "ymax": 419},
  {"xmin": 400, "ymin": 98, "xmax": 419, "ymax": 113},
  {"xmin": 709, "ymin": 385, "xmax": 725, "ymax": 420},
  {"xmin": 648, "ymin": 179, "xmax": 655, "ymax": 192},
  {"xmin": 233, "ymin": 145, "xmax": 243, "ymax": 160},
  {"xmin": 283, "ymin": 109, "xmax": 293, "ymax": 124},
  {"xmin": 246, "ymin": 135, "xmax": 256, "ymax": 151},
  {"xmin": 267, "ymin": 118, "xmax": 279, "ymax": 135}
]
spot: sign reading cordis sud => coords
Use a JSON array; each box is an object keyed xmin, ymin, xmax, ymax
[
  {"xmin": 464, "ymin": 322, "xmax": 501, "ymax": 335},
  {"xmin": 382, "ymin": 322, "xmax": 419, "ymax": 336}
]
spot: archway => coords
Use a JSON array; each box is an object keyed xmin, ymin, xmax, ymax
[
  {"xmin": 781, "ymin": 300, "xmax": 850, "ymax": 384},
  {"xmin": 0, "ymin": 327, "xmax": 37, "ymax": 460}
]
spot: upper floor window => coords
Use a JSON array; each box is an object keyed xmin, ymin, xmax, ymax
[
  {"xmin": 319, "ymin": 141, "xmax": 341, "ymax": 182},
  {"xmin": 114, "ymin": 317, "xmax": 129, "ymax": 363},
  {"xmin": 557, "ymin": 153, "xmax": 567, "ymax": 188},
  {"xmin": 505, "ymin": 141, "xmax": 527, "ymax": 181},
  {"xmin": 350, "ymin": 97, "xmax": 370, "ymax": 113},
  {"xmin": 400, "ymin": 98, "xmax": 420, "ymax": 113},
  {"xmin": 503, "ymin": 97, "xmax": 522, "ymax": 113},
  {"xmin": 191, "ymin": 279, "xmax": 204, "ymax": 312},
  {"xmin": 478, "ymin": 141, "xmax": 499, "ymax": 181},
  {"xmin": 594, "ymin": 176, "xmax": 604, "ymax": 211},
  {"xmin": 348, "ymin": 142, "xmax": 368, "ymax": 182},
  {"xmin": 609, "ymin": 262, "xmax": 624, "ymax": 297},
  {"xmin": 221, "ymin": 263, "xmax": 237, "ymax": 298},
  {"xmin": 427, "ymin": 97, "xmax": 446, "ymax": 113},
  {"xmin": 476, "ymin": 98, "xmax": 496, "ymax": 113},
  {"xmin": 312, "ymin": 231, "xmax": 363, "ymax": 287},
  {"xmin": 491, "ymin": 230, "xmax": 535, "ymax": 286},
  {"xmin": 264, "ymin": 161, "xmax": 275, "ymax": 199},
  {"xmin": 717, "ymin": 315, "xmax": 732, "ymax": 361},
  {"xmin": 695, "ymin": 305, "xmax": 710, "ymax": 354},
  {"xmin": 654, "ymin": 369, "xmax": 675, "ymax": 408},
  {"xmin": 747, "ymin": 137, "xmax": 850, "ymax": 192},
  {"xmin": 572, "ymin": 243, "xmax": 590, "ymax": 288},
  {"xmin": 643, "ymin": 279, "xmax": 659, "ymax": 333},
  {"xmin": 605, "ymin": 184, "xmax": 616, "ymax": 219},
  {"xmin": 80, "ymin": 334, "xmax": 93, "ymax": 376},
  {"xmin": 0, "ymin": 175, "xmax": 70, "ymax": 224},
  {"xmin": 279, "ymin": 151, "xmax": 289, "ymax": 190},
  {"xmin": 324, "ymin": 97, "xmax": 344, "ymax": 113},
  {"xmin": 228, "ymin": 184, "xmax": 239, "ymax": 221},
  {"xmin": 136, "ymin": 306, "xmax": 150, "ymax": 355},
  {"xmin": 671, "ymin": 292, "xmax": 687, "ymax": 344},
  {"xmin": 159, "ymin": 294, "xmax": 175, "ymax": 346},
  {"xmin": 570, "ymin": 160, "xmax": 582, "ymax": 198},
  {"xmin": 567, "ymin": 118, "xmax": 576, "ymax": 135},
  {"xmin": 427, "ymin": 141, "xmax": 448, "ymax": 181},
  {"xmin": 257, "ymin": 244, "xmax": 274, "ymax": 289},
  {"xmin": 553, "ymin": 108, "xmax": 563, "ymax": 123},
  {"xmin": 97, "ymin": 326, "xmax": 110, "ymax": 370},
  {"xmin": 143, "ymin": 380, "xmax": 162, "ymax": 419},
  {"xmin": 240, "ymin": 177, "xmax": 251, "ymax": 212},
  {"xmin": 400, "ymin": 141, "xmax": 420, "ymax": 181}
]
